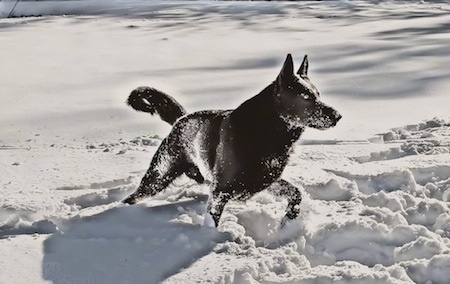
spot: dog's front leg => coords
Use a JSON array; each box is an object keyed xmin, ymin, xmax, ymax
[
  {"xmin": 204, "ymin": 191, "xmax": 231, "ymax": 227},
  {"xmin": 269, "ymin": 179, "xmax": 303, "ymax": 227}
]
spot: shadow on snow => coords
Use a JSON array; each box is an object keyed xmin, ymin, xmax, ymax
[{"xmin": 42, "ymin": 199, "xmax": 230, "ymax": 284}]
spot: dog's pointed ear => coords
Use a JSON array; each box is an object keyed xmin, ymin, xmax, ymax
[
  {"xmin": 297, "ymin": 55, "xmax": 308, "ymax": 78},
  {"xmin": 277, "ymin": 54, "xmax": 294, "ymax": 84}
]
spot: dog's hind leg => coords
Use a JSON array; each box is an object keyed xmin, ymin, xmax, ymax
[
  {"xmin": 184, "ymin": 164, "xmax": 205, "ymax": 184},
  {"xmin": 123, "ymin": 140, "xmax": 185, "ymax": 205},
  {"xmin": 205, "ymin": 190, "xmax": 232, "ymax": 227},
  {"xmin": 269, "ymin": 179, "xmax": 303, "ymax": 227}
]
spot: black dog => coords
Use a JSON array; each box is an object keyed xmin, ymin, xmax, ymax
[{"xmin": 123, "ymin": 54, "xmax": 341, "ymax": 227}]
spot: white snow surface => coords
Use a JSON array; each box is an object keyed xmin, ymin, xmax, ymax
[{"xmin": 1, "ymin": 1, "xmax": 450, "ymax": 283}]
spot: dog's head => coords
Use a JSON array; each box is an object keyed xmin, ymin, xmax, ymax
[{"xmin": 274, "ymin": 54, "xmax": 342, "ymax": 130}]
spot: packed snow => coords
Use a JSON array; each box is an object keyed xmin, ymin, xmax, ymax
[{"xmin": 1, "ymin": 1, "xmax": 450, "ymax": 283}]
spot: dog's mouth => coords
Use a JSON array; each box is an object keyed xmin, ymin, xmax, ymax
[
  {"xmin": 280, "ymin": 109, "xmax": 342, "ymax": 130},
  {"xmin": 307, "ymin": 110, "xmax": 342, "ymax": 130}
]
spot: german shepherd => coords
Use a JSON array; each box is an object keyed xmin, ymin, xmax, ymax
[{"xmin": 123, "ymin": 54, "xmax": 341, "ymax": 227}]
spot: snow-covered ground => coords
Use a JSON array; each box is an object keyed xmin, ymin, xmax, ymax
[{"xmin": 1, "ymin": 1, "xmax": 450, "ymax": 283}]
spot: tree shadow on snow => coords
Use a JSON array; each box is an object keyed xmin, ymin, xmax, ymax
[{"xmin": 42, "ymin": 199, "xmax": 230, "ymax": 284}]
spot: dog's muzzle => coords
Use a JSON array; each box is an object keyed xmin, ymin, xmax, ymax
[
  {"xmin": 331, "ymin": 110, "xmax": 342, "ymax": 126},
  {"xmin": 311, "ymin": 106, "xmax": 342, "ymax": 130}
]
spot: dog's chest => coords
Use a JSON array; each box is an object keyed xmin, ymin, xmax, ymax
[
  {"xmin": 261, "ymin": 153, "xmax": 289, "ymax": 179},
  {"xmin": 264, "ymin": 155, "xmax": 285, "ymax": 170}
]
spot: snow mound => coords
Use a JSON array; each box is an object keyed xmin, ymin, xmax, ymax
[{"xmin": 357, "ymin": 118, "xmax": 450, "ymax": 163}]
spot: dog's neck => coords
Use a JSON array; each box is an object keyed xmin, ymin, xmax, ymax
[{"xmin": 230, "ymin": 83, "xmax": 304, "ymax": 150}]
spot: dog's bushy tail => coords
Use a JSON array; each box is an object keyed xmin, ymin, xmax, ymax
[{"xmin": 127, "ymin": 86, "xmax": 187, "ymax": 125}]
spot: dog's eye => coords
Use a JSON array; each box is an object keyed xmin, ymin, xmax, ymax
[{"xmin": 300, "ymin": 93, "xmax": 310, "ymax": 100}]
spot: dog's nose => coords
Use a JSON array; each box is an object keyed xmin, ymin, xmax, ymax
[{"xmin": 333, "ymin": 110, "xmax": 342, "ymax": 121}]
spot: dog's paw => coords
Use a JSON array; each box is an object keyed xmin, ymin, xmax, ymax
[
  {"xmin": 280, "ymin": 216, "xmax": 294, "ymax": 229},
  {"xmin": 122, "ymin": 196, "xmax": 137, "ymax": 205},
  {"xmin": 203, "ymin": 213, "xmax": 216, "ymax": 227},
  {"xmin": 277, "ymin": 216, "xmax": 304, "ymax": 242}
]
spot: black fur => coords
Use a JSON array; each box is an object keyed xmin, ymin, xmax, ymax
[
  {"xmin": 127, "ymin": 87, "xmax": 186, "ymax": 125},
  {"xmin": 123, "ymin": 54, "xmax": 342, "ymax": 227}
]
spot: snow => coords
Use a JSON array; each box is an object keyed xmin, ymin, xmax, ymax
[{"xmin": 1, "ymin": 1, "xmax": 450, "ymax": 283}]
